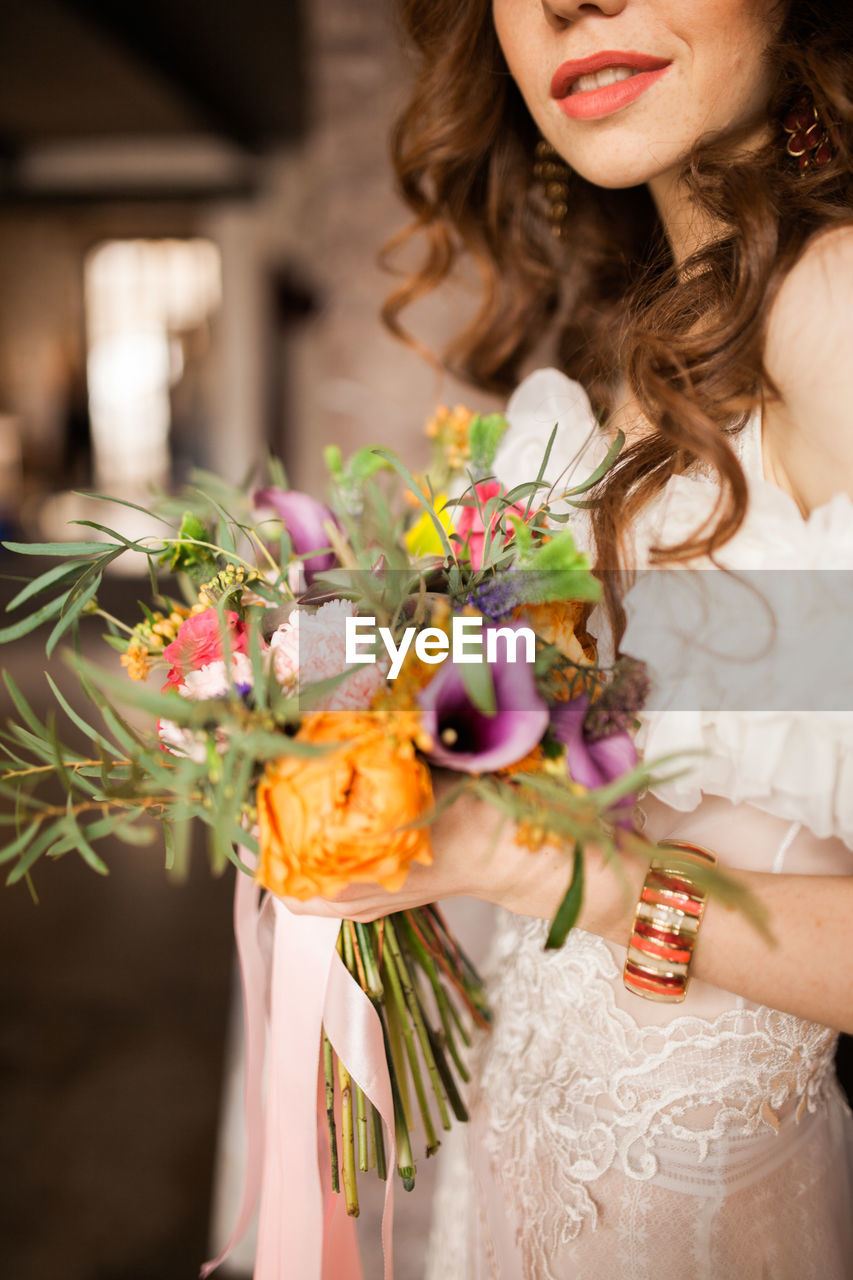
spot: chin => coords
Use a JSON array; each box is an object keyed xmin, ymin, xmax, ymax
[
  {"xmin": 544, "ymin": 127, "xmax": 685, "ymax": 192},
  {"xmin": 564, "ymin": 152, "xmax": 680, "ymax": 192}
]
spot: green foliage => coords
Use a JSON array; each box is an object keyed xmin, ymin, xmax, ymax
[
  {"xmin": 0, "ymin": 431, "xmax": 709, "ymax": 956},
  {"xmin": 467, "ymin": 413, "xmax": 508, "ymax": 477}
]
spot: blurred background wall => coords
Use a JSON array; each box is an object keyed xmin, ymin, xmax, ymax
[{"xmin": 0, "ymin": 2, "xmax": 497, "ymax": 1278}]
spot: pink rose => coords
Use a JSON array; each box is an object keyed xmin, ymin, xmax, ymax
[
  {"xmin": 163, "ymin": 609, "xmax": 248, "ymax": 688},
  {"xmin": 454, "ymin": 482, "xmax": 528, "ymax": 570},
  {"xmin": 270, "ymin": 600, "xmax": 388, "ymax": 711}
]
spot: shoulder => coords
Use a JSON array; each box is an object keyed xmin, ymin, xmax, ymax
[
  {"xmin": 766, "ymin": 224, "xmax": 853, "ymax": 366},
  {"xmin": 763, "ymin": 226, "xmax": 853, "ymax": 510}
]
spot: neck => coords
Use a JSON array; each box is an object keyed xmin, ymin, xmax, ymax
[
  {"xmin": 647, "ymin": 167, "xmax": 715, "ymax": 267},
  {"xmin": 647, "ymin": 121, "xmax": 772, "ymax": 265}
]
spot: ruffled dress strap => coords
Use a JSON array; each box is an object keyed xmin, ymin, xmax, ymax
[{"xmin": 622, "ymin": 407, "xmax": 853, "ymax": 848}]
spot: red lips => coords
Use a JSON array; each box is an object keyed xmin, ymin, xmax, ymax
[{"xmin": 550, "ymin": 50, "xmax": 671, "ymax": 100}]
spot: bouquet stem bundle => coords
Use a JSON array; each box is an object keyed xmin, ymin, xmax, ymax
[{"xmin": 324, "ymin": 905, "xmax": 489, "ymax": 1214}]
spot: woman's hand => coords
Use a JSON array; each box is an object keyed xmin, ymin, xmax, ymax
[{"xmin": 283, "ymin": 772, "xmax": 643, "ymax": 934}]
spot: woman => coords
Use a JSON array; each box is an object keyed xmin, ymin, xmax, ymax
[{"xmin": 292, "ymin": 0, "xmax": 853, "ymax": 1274}]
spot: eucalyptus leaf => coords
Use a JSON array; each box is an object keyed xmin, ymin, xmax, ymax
[
  {"xmin": 45, "ymin": 574, "xmax": 103, "ymax": 658},
  {"xmin": 2, "ymin": 539, "xmax": 114, "ymax": 557},
  {"xmin": 0, "ymin": 594, "xmax": 66, "ymax": 643},
  {"xmin": 5, "ymin": 560, "xmax": 92, "ymax": 613},
  {"xmin": 545, "ymin": 845, "xmax": 584, "ymax": 949}
]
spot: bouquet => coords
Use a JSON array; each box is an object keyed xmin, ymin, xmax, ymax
[{"xmin": 0, "ymin": 402, "xmax": 664, "ymax": 1274}]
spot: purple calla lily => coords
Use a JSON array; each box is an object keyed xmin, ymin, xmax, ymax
[
  {"xmin": 550, "ymin": 695, "xmax": 638, "ymax": 820},
  {"xmin": 417, "ymin": 624, "xmax": 549, "ymax": 773},
  {"xmin": 253, "ymin": 486, "xmax": 338, "ymax": 584}
]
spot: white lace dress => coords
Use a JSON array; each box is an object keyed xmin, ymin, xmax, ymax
[{"xmin": 425, "ymin": 369, "xmax": 853, "ymax": 1280}]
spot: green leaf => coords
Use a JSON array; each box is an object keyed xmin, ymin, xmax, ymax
[
  {"xmin": 0, "ymin": 593, "xmax": 66, "ymax": 643},
  {"xmin": 545, "ymin": 845, "xmax": 584, "ymax": 949},
  {"xmin": 324, "ymin": 444, "xmax": 344, "ymax": 479},
  {"xmin": 45, "ymin": 573, "xmax": 103, "ymax": 658},
  {"xmin": 514, "ymin": 529, "xmax": 602, "ymax": 605},
  {"xmin": 346, "ymin": 446, "xmax": 394, "ymax": 484},
  {"xmin": 102, "ymin": 634, "xmax": 130, "ymax": 653},
  {"xmin": 5, "ymin": 560, "xmax": 93, "ymax": 613},
  {"xmin": 45, "ymin": 675, "xmax": 123, "ymax": 756},
  {"xmin": 163, "ymin": 510, "xmax": 213, "ymax": 573},
  {"xmin": 62, "ymin": 802, "xmax": 110, "ymax": 875},
  {"xmin": 459, "ymin": 657, "xmax": 496, "ymax": 717},
  {"xmin": 72, "ymin": 491, "xmax": 173, "ymax": 526},
  {"xmin": 372, "ymin": 449, "xmax": 455, "ymax": 560},
  {"xmin": 1, "ymin": 539, "xmax": 112, "ymax": 557},
  {"xmin": 6, "ymin": 822, "xmax": 64, "ymax": 884},
  {"xmin": 164, "ymin": 819, "xmax": 192, "ymax": 879},
  {"xmin": 92, "ymin": 701, "xmax": 146, "ymax": 756},
  {"xmin": 468, "ymin": 413, "xmax": 509, "ymax": 476},
  {"xmin": 0, "ymin": 819, "xmax": 43, "ymax": 866},
  {"xmin": 3, "ymin": 672, "xmax": 48, "ymax": 738},
  {"xmin": 266, "ymin": 454, "xmax": 288, "ymax": 490},
  {"xmin": 247, "ymin": 614, "xmax": 268, "ymax": 713},
  {"xmin": 506, "ymin": 513, "xmax": 535, "ymax": 556},
  {"xmin": 562, "ymin": 429, "xmax": 625, "ymax": 497},
  {"xmin": 195, "ymin": 492, "xmax": 238, "ymax": 556},
  {"xmin": 500, "ymin": 481, "xmax": 550, "ymax": 505}
]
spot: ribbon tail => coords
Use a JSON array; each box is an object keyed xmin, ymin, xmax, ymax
[
  {"xmin": 201, "ymin": 862, "xmax": 268, "ymax": 1279},
  {"xmin": 202, "ymin": 883, "xmax": 395, "ymax": 1280},
  {"xmin": 255, "ymin": 902, "xmax": 343, "ymax": 1280},
  {"xmin": 324, "ymin": 950, "xmax": 396, "ymax": 1280}
]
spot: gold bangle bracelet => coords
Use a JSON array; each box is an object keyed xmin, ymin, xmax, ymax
[{"xmin": 623, "ymin": 840, "xmax": 717, "ymax": 1004}]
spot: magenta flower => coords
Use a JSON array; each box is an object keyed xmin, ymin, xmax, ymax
[
  {"xmin": 454, "ymin": 481, "xmax": 529, "ymax": 570},
  {"xmin": 417, "ymin": 623, "xmax": 549, "ymax": 773},
  {"xmin": 550, "ymin": 696, "xmax": 638, "ymax": 820},
  {"xmin": 253, "ymin": 487, "xmax": 337, "ymax": 584}
]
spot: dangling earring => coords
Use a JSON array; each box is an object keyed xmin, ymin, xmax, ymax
[
  {"xmin": 782, "ymin": 91, "xmax": 835, "ymax": 173},
  {"xmin": 532, "ymin": 139, "xmax": 570, "ymax": 239}
]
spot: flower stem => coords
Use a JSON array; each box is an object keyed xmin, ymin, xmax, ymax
[
  {"xmin": 401, "ymin": 914, "xmax": 471, "ymax": 1077},
  {"xmin": 355, "ymin": 921, "xmax": 384, "ymax": 999},
  {"xmin": 410, "ymin": 910, "xmax": 490, "ymax": 1030},
  {"xmin": 337, "ymin": 923, "xmax": 370, "ymax": 1172},
  {"xmin": 384, "ymin": 975, "xmax": 414, "ymax": 1132},
  {"xmin": 374, "ymin": 1001, "xmax": 415, "ymax": 1189},
  {"xmin": 422, "ymin": 1015, "xmax": 469, "ymax": 1123},
  {"xmin": 347, "ymin": 920, "xmax": 368, "ymax": 991},
  {"xmin": 337, "ymin": 1055, "xmax": 359, "ymax": 1217},
  {"xmin": 385, "ymin": 916, "xmax": 451, "ymax": 1137},
  {"xmin": 382, "ymin": 928, "xmax": 441, "ymax": 1155},
  {"xmin": 429, "ymin": 904, "xmax": 485, "ymax": 993},
  {"xmin": 323, "ymin": 1032, "xmax": 340, "ymax": 1195},
  {"xmin": 355, "ymin": 1081, "xmax": 369, "ymax": 1173},
  {"xmin": 370, "ymin": 1103, "xmax": 387, "ymax": 1180}
]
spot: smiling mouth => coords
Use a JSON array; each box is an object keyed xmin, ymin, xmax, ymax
[
  {"xmin": 550, "ymin": 52, "xmax": 672, "ymax": 121},
  {"xmin": 551, "ymin": 52, "xmax": 671, "ymax": 99},
  {"xmin": 570, "ymin": 66, "xmax": 641, "ymax": 95}
]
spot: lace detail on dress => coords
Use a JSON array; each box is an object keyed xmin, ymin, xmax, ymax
[{"xmin": 467, "ymin": 913, "xmax": 838, "ymax": 1280}]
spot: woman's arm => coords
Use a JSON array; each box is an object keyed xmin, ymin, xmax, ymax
[{"xmin": 285, "ymin": 785, "xmax": 853, "ymax": 1035}]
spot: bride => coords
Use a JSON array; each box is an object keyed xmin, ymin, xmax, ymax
[{"xmin": 290, "ymin": 0, "xmax": 853, "ymax": 1274}]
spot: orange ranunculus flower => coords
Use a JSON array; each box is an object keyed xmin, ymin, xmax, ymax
[
  {"xmin": 520, "ymin": 600, "xmax": 597, "ymax": 666},
  {"xmin": 255, "ymin": 710, "xmax": 434, "ymax": 901}
]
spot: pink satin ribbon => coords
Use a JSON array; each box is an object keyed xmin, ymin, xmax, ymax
[{"xmin": 202, "ymin": 867, "xmax": 396, "ymax": 1280}]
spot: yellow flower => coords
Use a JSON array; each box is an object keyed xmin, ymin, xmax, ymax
[
  {"xmin": 121, "ymin": 640, "xmax": 153, "ymax": 682},
  {"xmin": 255, "ymin": 710, "xmax": 434, "ymax": 901},
  {"xmin": 405, "ymin": 494, "xmax": 454, "ymax": 558},
  {"xmin": 424, "ymin": 404, "xmax": 475, "ymax": 454}
]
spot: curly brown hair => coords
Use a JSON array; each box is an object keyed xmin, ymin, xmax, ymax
[{"xmin": 383, "ymin": 0, "xmax": 853, "ymax": 641}]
